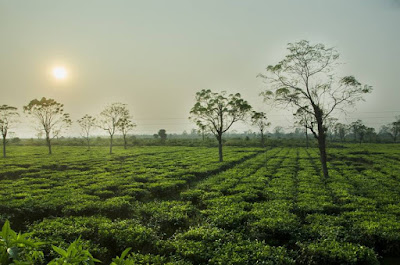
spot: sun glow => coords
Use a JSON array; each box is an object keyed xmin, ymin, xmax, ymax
[{"xmin": 52, "ymin": 66, "xmax": 67, "ymax": 80}]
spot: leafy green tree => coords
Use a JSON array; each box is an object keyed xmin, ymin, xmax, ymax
[
  {"xmin": 117, "ymin": 118, "xmax": 136, "ymax": 149},
  {"xmin": 387, "ymin": 116, "xmax": 400, "ymax": 143},
  {"xmin": 251, "ymin": 111, "xmax": 270, "ymax": 147},
  {"xmin": 98, "ymin": 103, "xmax": 130, "ymax": 154},
  {"xmin": 190, "ymin": 89, "xmax": 252, "ymax": 162},
  {"xmin": 158, "ymin": 129, "xmax": 167, "ymax": 144},
  {"xmin": 365, "ymin": 127, "xmax": 376, "ymax": 143},
  {"xmin": 23, "ymin": 97, "xmax": 71, "ymax": 154},
  {"xmin": 0, "ymin": 105, "xmax": 19, "ymax": 158},
  {"xmin": 77, "ymin": 114, "xmax": 96, "ymax": 150},
  {"xmin": 260, "ymin": 40, "xmax": 372, "ymax": 178},
  {"xmin": 351, "ymin": 119, "xmax": 367, "ymax": 144},
  {"xmin": 334, "ymin": 122, "xmax": 348, "ymax": 142},
  {"xmin": 273, "ymin": 126, "xmax": 284, "ymax": 137}
]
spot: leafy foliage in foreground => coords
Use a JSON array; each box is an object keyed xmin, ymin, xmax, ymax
[{"xmin": 0, "ymin": 220, "xmax": 44, "ymax": 264}]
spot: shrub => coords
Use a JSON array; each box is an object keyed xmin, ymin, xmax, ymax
[
  {"xmin": 296, "ymin": 240, "xmax": 379, "ymax": 265},
  {"xmin": 170, "ymin": 225, "xmax": 294, "ymax": 265},
  {"xmin": 139, "ymin": 201, "xmax": 198, "ymax": 237}
]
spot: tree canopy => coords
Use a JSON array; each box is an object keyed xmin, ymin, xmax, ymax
[
  {"xmin": 98, "ymin": 103, "xmax": 130, "ymax": 154},
  {"xmin": 158, "ymin": 129, "xmax": 167, "ymax": 143},
  {"xmin": 190, "ymin": 89, "xmax": 251, "ymax": 161},
  {"xmin": 77, "ymin": 114, "xmax": 96, "ymax": 150},
  {"xmin": 387, "ymin": 116, "xmax": 400, "ymax": 143},
  {"xmin": 251, "ymin": 111, "xmax": 270, "ymax": 147},
  {"xmin": 117, "ymin": 117, "xmax": 136, "ymax": 149},
  {"xmin": 23, "ymin": 98, "xmax": 71, "ymax": 154},
  {"xmin": 260, "ymin": 40, "xmax": 372, "ymax": 177}
]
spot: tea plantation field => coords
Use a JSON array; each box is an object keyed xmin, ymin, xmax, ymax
[{"xmin": 1, "ymin": 145, "xmax": 400, "ymax": 264}]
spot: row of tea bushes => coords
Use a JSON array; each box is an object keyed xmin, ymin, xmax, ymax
[
  {"xmin": 179, "ymin": 147, "xmax": 387, "ymax": 264},
  {"xmin": 0, "ymin": 146, "xmax": 260, "ymax": 229},
  {"xmin": 2, "ymin": 219, "xmax": 297, "ymax": 265}
]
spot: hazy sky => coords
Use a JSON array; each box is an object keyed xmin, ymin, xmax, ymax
[{"xmin": 1, "ymin": 0, "xmax": 399, "ymax": 137}]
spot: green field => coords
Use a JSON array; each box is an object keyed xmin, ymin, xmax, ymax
[{"xmin": 1, "ymin": 145, "xmax": 400, "ymax": 264}]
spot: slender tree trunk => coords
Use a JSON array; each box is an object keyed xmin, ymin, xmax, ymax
[
  {"xmin": 2, "ymin": 135, "xmax": 6, "ymax": 158},
  {"xmin": 217, "ymin": 134, "xmax": 223, "ymax": 162},
  {"xmin": 86, "ymin": 132, "xmax": 90, "ymax": 150},
  {"xmin": 260, "ymin": 130, "xmax": 265, "ymax": 148},
  {"xmin": 110, "ymin": 135, "xmax": 113, "ymax": 154},
  {"xmin": 262, "ymin": 132, "xmax": 267, "ymax": 164},
  {"xmin": 315, "ymin": 112, "xmax": 329, "ymax": 179},
  {"xmin": 44, "ymin": 130, "xmax": 52, "ymax": 154},
  {"xmin": 340, "ymin": 133, "xmax": 344, "ymax": 143},
  {"xmin": 317, "ymin": 136, "xmax": 329, "ymax": 179},
  {"xmin": 305, "ymin": 127, "xmax": 309, "ymax": 149},
  {"xmin": 46, "ymin": 137, "xmax": 52, "ymax": 154},
  {"xmin": 123, "ymin": 134, "xmax": 127, "ymax": 149}
]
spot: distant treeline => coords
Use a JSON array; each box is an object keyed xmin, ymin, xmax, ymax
[{"xmin": 7, "ymin": 128, "xmax": 398, "ymax": 149}]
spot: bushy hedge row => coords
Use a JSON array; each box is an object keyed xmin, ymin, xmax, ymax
[{"xmin": 0, "ymin": 146, "xmax": 259, "ymax": 228}]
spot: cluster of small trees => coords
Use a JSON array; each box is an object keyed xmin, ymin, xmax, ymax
[
  {"xmin": 153, "ymin": 129, "xmax": 167, "ymax": 143},
  {"xmin": 0, "ymin": 100, "xmax": 136, "ymax": 157},
  {"xmin": 329, "ymin": 118, "xmax": 400, "ymax": 144},
  {"xmin": 380, "ymin": 118, "xmax": 400, "ymax": 142}
]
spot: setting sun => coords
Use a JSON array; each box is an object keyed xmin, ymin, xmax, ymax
[{"xmin": 52, "ymin": 66, "xmax": 67, "ymax": 80}]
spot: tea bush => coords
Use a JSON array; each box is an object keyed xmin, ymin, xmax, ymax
[{"xmin": 1, "ymin": 145, "xmax": 400, "ymax": 264}]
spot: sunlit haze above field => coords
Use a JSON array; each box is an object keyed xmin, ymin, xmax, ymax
[
  {"xmin": 52, "ymin": 66, "xmax": 68, "ymax": 80},
  {"xmin": 1, "ymin": 0, "xmax": 399, "ymax": 138}
]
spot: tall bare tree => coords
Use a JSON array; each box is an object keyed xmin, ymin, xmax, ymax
[
  {"xmin": 98, "ymin": 103, "xmax": 130, "ymax": 154},
  {"xmin": 260, "ymin": 40, "xmax": 372, "ymax": 178},
  {"xmin": 0, "ymin": 105, "xmax": 19, "ymax": 158},
  {"xmin": 23, "ymin": 98, "xmax": 71, "ymax": 154},
  {"xmin": 251, "ymin": 111, "xmax": 270, "ymax": 147},
  {"xmin": 190, "ymin": 89, "xmax": 252, "ymax": 162},
  {"xmin": 77, "ymin": 114, "xmax": 96, "ymax": 150},
  {"xmin": 117, "ymin": 117, "xmax": 136, "ymax": 149}
]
